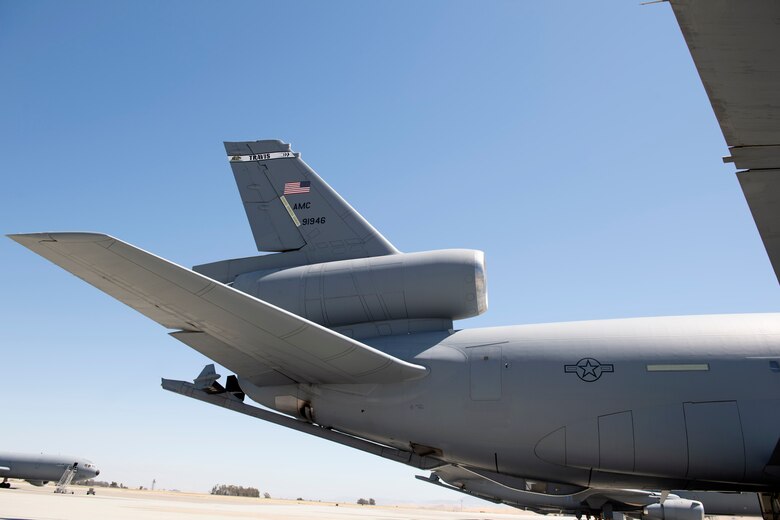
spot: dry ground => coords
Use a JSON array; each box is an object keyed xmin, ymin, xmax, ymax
[{"xmin": 0, "ymin": 481, "xmax": 528, "ymax": 520}]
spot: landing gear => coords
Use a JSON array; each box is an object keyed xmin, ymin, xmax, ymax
[
  {"xmin": 0, "ymin": 478, "xmax": 10, "ymax": 489},
  {"xmin": 759, "ymin": 493, "xmax": 780, "ymax": 520}
]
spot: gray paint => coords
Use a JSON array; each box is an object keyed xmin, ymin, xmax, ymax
[
  {"xmin": 737, "ymin": 169, "xmax": 780, "ymax": 283},
  {"xmin": 0, "ymin": 452, "xmax": 99, "ymax": 486},
  {"xmin": 469, "ymin": 345, "xmax": 502, "ymax": 401},
  {"xmin": 231, "ymin": 249, "xmax": 486, "ymax": 328},
  {"xmin": 598, "ymin": 411, "xmax": 634, "ymax": 474},
  {"xmin": 9, "ymin": 0, "xmax": 780, "ymax": 516},
  {"xmin": 11, "ymin": 238, "xmax": 780, "ymax": 507},
  {"xmin": 669, "ymin": 1, "xmax": 780, "ymax": 147},
  {"xmin": 7, "ymin": 232, "xmax": 427, "ymax": 386},
  {"xmin": 225, "ymin": 140, "xmax": 397, "ymax": 262},
  {"xmin": 684, "ymin": 401, "xmax": 745, "ymax": 482},
  {"xmin": 424, "ymin": 464, "xmax": 760, "ymax": 516},
  {"xmin": 310, "ymin": 314, "xmax": 780, "ymax": 490},
  {"xmin": 670, "ymin": 1, "xmax": 780, "ymax": 283}
]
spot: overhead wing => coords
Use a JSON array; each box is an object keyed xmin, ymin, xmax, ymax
[
  {"xmin": 8, "ymin": 232, "xmax": 427, "ymax": 385},
  {"xmin": 669, "ymin": 1, "xmax": 780, "ymax": 283}
]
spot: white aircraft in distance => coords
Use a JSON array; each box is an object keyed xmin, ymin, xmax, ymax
[{"xmin": 0, "ymin": 452, "xmax": 100, "ymax": 489}]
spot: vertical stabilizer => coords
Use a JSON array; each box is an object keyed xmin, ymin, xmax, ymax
[{"xmin": 225, "ymin": 140, "xmax": 398, "ymax": 264}]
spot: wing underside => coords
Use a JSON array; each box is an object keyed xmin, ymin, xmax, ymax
[
  {"xmin": 8, "ymin": 232, "xmax": 427, "ymax": 386},
  {"xmin": 670, "ymin": 0, "xmax": 780, "ymax": 283}
]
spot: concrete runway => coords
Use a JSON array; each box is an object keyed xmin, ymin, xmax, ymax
[{"xmin": 0, "ymin": 482, "xmax": 526, "ymax": 520}]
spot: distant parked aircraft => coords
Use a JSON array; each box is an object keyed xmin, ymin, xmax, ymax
[{"xmin": 0, "ymin": 452, "xmax": 99, "ymax": 488}]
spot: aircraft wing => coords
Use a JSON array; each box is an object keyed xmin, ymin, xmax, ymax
[
  {"xmin": 669, "ymin": 1, "xmax": 780, "ymax": 283},
  {"xmin": 0, "ymin": 466, "xmax": 10, "ymax": 472},
  {"xmin": 8, "ymin": 232, "xmax": 427, "ymax": 385}
]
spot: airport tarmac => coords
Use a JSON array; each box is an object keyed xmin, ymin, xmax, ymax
[{"xmin": 0, "ymin": 481, "xmax": 528, "ymax": 520}]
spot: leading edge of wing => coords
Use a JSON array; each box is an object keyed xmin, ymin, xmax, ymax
[{"xmin": 7, "ymin": 232, "xmax": 428, "ymax": 385}]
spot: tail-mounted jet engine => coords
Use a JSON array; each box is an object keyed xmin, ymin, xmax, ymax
[
  {"xmin": 231, "ymin": 249, "xmax": 487, "ymax": 328},
  {"xmin": 644, "ymin": 498, "xmax": 704, "ymax": 520}
]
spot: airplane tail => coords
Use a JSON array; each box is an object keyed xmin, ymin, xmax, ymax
[
  {"xmin": 225, "ymin": 140, "xmax": 397, "ymax": 264},
  {"xmin": 186, "ymin": 140, "xmax": 485, "ymax": 339}
]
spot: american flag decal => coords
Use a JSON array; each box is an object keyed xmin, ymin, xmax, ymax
[{"xmin": 283, "ymin": 181, "xmax": 311, "ymax": 195}]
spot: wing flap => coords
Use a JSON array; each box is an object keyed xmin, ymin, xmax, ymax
[{"xmin": 8, "ymin": 232, "xmax": 427, "ymax": 385}]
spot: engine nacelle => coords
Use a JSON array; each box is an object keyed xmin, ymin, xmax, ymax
[
  {"xmin": 644, "ymin": 499, "xmax": 704, "ymax": 520},
  {"xmin": 232, "ymin": 249, "xmax": 487, "ymax": 328}
]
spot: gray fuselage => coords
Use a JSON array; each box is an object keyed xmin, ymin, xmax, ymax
[
  {"xmin": 0, "ymin": 452, "xmax": 99, "ymax": 485},
  {"xmin": 244, "ymin": 313, "xmax": 780, "ymax": 492}
]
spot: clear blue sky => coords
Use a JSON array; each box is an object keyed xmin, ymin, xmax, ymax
[{"xmin": 1, "ymin": 0, "xmax": 777, "ymax": 504}]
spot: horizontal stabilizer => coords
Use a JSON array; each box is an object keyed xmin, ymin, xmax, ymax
[{"xmin": 8, "ymin": 232, "xmax": 428, "ymax": 385}]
